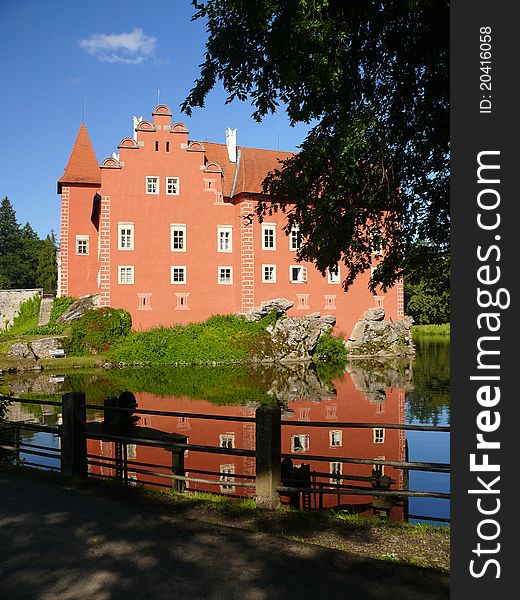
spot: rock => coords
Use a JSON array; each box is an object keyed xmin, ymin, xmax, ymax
[
  {"xmin": 345, "ymin": 310, "xmax": 415, "ymax": 357},
  {"xmin": 57, "ymin": 294, "xmax": 100, "ymax": 323},
  {"xmin": 364, "ymin": 307, "xmax": 386, "ymax": 321},
  {"xmin": 7, "ymin": 337, "xmax": 65, "ymax": 360},
  {"xmin": 259, "ymin": 298, "xmax": 294, "ymax": 313},
  {"xmin": 238, "ymin": 298, "xmax": 337, "ymax": 362},
  {"xmin": 7, "ymin": 342, "xmax": 36, "ymax": 359},
  {"xmin": 269, "ymin": 314, "xmax": 336, "ymax": 362},
  {"xmin": 237, "ymin": 298, "xmax": 295, "ymax": 321}
]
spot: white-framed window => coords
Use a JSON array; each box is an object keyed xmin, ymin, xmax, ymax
[
  {"xmin": 118, "ymin": 266, "xmax": 134, "ymax": 285},
  {"xmin": 262, "ymin": 264, "xmax": 276, "ymax": 283},
  {"xmin": 373, "ymin": 456, "xmax": 385, "ymax": 476},
  {"xmin": 175, "ymin": 292, "xmax": 190, "ymax": 310},
  {"xmin": 218, "ymin": 266, "xmax": 233, "ymax": 284},
  {"xmin": 327, "ymin": 265, "xmax": 341, "ymax": 284},
  {"xmin": 171, "ymin": 266, "xmax": 187, "ymax": 284},
  {"xmin": 329, "ymin": 430, "xmax": 342, "ymax": 448},
  {"xmin": 324, "ymin": 295, "xmax": 336, "ymax": 310},
  {"xmin": 290, "ymin": 265, "xmax": 307, "ymax": 283},
  {"xmin": 219, "ymin": 433, "xmax": 235, "ymax": 449},
  {"xmin": 166, "ymin": 177, "xmax": 180, "ymax": 195},
  {"xmin": 373, "ymin": 428, "xmax": 385, "ymax": 444},
  {"xmin": 118, "ymin": 223, "xmax": 134, "ymax": 251},
  {"xmin": 75, "ymin": 235, "xmax": 89, "ymax": 255},
  {"xmin": 374, "ymin": 295, "xmax": 385, "ymax": 308},
  {"xmin": 262, "ymin": 223, "xmax": 276, "ymax": 250},
  {"xmin": 290, "ymin": 226, "xmax": 301, "ymax": 252},
  {"xmin": 217, "ymin": 226, "xmax": 233, "ymax": 252},
  {"xmin": 137, "ymin": 293, "xmax": 151, "ymax": 310},
  {"xmin": 219, "ymin": 464, "xmax": 235, "ymax": 492},
  {"xmin": 170, "ymin": 224, "xmax": 186, "ymax": 252},
  {"xmin": 291, "ymin": 434, "xmax": 310, "ymax": 453},
  {"xmin": 146, "ymin": 176, "xmax": 159, "ymax": 194},
  {"xmin": 330, "ymin": 461, "xmax": 342, "ymax": 484}
]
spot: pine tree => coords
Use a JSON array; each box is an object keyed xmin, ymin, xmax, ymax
[
  {"xmin": 36, "ymin": 231, "xmax": 58, "ymax": 294},
  {"xmin": 0, "ymin": 196, "xmax": 24, "ymax": 288}
]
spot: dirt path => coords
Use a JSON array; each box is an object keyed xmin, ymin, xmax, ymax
[{"xmin": 0, "ymin": 468, "xmax": 449, "ymax": 600}]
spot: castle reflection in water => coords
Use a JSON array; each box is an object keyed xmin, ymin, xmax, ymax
[{"xmin": 86, "ymin": 362, "xmax": 412, "ymax": 521}]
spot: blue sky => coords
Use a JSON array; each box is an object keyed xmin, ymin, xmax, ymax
[{"xmin": 0, "ymin": 0, "xmax": 310, "ymax": 239}]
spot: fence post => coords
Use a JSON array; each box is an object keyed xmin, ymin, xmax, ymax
[
  {"xmin": 61, "ymin": 392, "xmax": 87, "ymax": 478},
  {"xmin": 172, "ymin": 449, "xmax": 185, "ymax": 493},
  {"xmin": 255, "ymin": 405, "xmax": 281, "ymax": 509}
]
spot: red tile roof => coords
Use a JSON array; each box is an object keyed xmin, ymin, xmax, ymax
[
  {"xmin": 205, "ymin": 143, "xmax": 293, "ymax": 198},
  {"xmin": 58, "ymin": 123, "xmax": 101, "ymax": 186}
]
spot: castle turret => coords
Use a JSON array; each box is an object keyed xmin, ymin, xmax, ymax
[{"xmin": 57, "ymin": 123, "xmax": 101, "ymax": 297}]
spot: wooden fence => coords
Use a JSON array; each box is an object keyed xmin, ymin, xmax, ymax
[{"xmin": 0, "ymin": 393, "xmax": 450, "ymax": 515}]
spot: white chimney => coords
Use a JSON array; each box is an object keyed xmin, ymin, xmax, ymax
[
  {"xmin": 226, "ymin": 127, "xmax": 237, "ymax": 163},
  {"xmin": 132, "ymin": 115, "xmax": 143, "ymax": 141}
]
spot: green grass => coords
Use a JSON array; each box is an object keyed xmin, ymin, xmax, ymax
[
  {"xmin": 0, "ymin": 296, "xmax": 77, "ymax": 352},
  {"xmin": 26, "ymin": 296, "xmax": 77, "ymax": 336},
  {"xmin": 2, "ymin": 296, "xmax": 41, "ymax": 337},
  {"xmin": 412, "ymin": 323, "xmax": 450, "ymax": 337},
  {"xmin": 108, "ymin": 313, "xmax": 277, "ymax": 365}
]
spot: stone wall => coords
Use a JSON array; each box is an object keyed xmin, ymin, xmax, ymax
[{"xmin": 0, "ymin": 289, "xmax": 43, "ymax": 330}]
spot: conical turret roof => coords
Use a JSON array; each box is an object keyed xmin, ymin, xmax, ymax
[{"xmin": 58, "ymin": 123, "xmax": 101, "ymax": 187}]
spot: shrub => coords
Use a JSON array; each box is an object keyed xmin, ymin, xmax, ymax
[
  {"xmin": 24, "ymin": 296, "xmax": 78, "ymax": 336},
  {"xmin": 48, "ymin": 296, "xmax": 77, "ymax": 325},
  {"xmin": 108, "ymin": 313, "xmax": 274, "ymax": 364},
  {"xmin": 63, "ymin": 308, "xmax": 132, "ymax": 355},
  {"xmin": 314, "ymin": 332, "xmax": 347, "ymax": 362}
]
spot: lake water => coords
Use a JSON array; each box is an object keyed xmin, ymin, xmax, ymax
[{"xmin": 1, "ymin": 336, "xmax": 450, "ymax": 525}]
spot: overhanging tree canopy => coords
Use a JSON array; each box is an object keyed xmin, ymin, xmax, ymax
[{"xmin": 183, "ymin": 0, "xmax": 449, "ymax": 291}]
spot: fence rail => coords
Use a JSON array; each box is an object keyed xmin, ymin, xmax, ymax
[{"xmin": 0, "ymin": 392, "xmax": 450, "ymax": 519}]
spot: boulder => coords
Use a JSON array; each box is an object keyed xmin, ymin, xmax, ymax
[
  {"xmin": 345, "ymin": 309, "xmax": 415, "ymax": 357},
  {"xmin": 7, "ymin": 337, "xmax": 65, "ymax": 360},
  {"xmin": 237, "ymin": 298, "xmax": 295, "ymax": 322},
  {"xmin": 364, "ymin": 307, "xmax": 386, "ymax": 321},
  {"xmin": 267, "ymin": 313, "xmax": 336, "ymax": 362},
  {"xmin": 57, "ymin": 294, "xmax": 100, "ymax": 323},
  {"xmin": 238, "ymin": 298, "xmax": 337, "ymax": 361}
]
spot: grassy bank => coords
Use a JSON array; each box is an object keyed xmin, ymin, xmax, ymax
[
  {"xmin": 1, "ymin": 298, "xmax": 347, "ymax": 369},
  {"xmin": 413, "ymin": 323, "xmax": 450, "ymax": 337}
]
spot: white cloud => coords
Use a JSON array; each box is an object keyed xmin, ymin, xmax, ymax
[{"xmin": 79, "ymin": 28, "xmax": 157, "ymax": 64}]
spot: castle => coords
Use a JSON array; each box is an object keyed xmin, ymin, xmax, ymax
[{"xmin": 57, "ymin": 104, "xmax": 403, "ymax": 334}]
